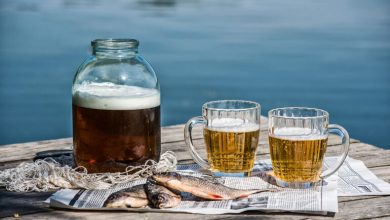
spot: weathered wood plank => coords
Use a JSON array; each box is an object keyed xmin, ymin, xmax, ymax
[
  {"xmin": 0, "ymin": 121, "xmax": 389, "ymax": 219},
  {"xmin": 0, "ymin": 134, "xmax": 359, "ymax": 171},
  {"xmin": 3, "ymin": 195, "xmax": 390, "ymax": 220},
  {"xmin": 0, "ymin": 115, "xmax": 359, "ymax": 166},
  {"xmin": 1, "ymin": 211, "xmax": 322, "ymax": 220},
  {"xmin": 370, "ymin": 166, "xmax": 390, "ymax": 182},
  {"xmin": 165, "ymin": 141, "xmax": 390, "ymax": 168},
  {"xmin": 0, "ymin": 141, "xmax": 383, "ymax": 171},
  {"xmin": 0, "ymin": 189, "xmax": 53, "ymax": 218},
  {"xmin": 336, "ymin": 196, "xmax": 390, "ymax": 219}
]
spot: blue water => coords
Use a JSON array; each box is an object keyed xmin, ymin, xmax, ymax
[{"xmin": 0, "ymin": 0, "xmax": 389, "ymax": 148}]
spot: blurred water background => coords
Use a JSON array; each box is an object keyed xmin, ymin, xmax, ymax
[{"xmin": 0, "ymin": 0, "xmax": 389, "ymax": 148}]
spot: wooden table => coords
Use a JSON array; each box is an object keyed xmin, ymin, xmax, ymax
[{"xmin": 1, "ymin": 117, "xmax": 389, "ymax": 219}]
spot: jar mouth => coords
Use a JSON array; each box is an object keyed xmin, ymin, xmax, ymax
[{"xmin": 91, "ymin": 39, "xmax": 139, "ymax": 49}]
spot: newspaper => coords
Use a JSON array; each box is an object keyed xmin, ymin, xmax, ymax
[
  {"xmin": 325, "ymin": 157, "xmax": 390, "ymax": 196},
  {"xmin": 47, "ymin": 157, "xmax": 390, "ymax": 215}
]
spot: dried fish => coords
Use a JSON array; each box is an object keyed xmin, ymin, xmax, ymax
[
  {"xmin": 103, "ymin": 184, "xmax": 149, "ymax": 208},
  {"xmin": 145, "ymin": 181, "xmax": 181, "ymax": 209},
  {"xmin": 152, "ymin": 172, "xmax": 275, "ymax": 200}
]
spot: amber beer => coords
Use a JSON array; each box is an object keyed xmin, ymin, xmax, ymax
[
  {"xmin": 203, "ymin": 119, "xmax": 260, "ymax": 173},
  {"xmin": 269, "ymin": 130, "xmax": 328, "ymax": 182},
  {"xmin": 72, "ymin": 83, "xmax": 160, "ymax": 173}
]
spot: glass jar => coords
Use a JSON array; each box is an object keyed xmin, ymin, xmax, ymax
[{"xmin": 72, "ymin": 39, "xmax": 160, "ymax": 173}]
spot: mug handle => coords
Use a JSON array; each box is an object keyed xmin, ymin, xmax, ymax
[
  {"xmin": 320, "ymin": 124, "xmax": 350, "ymax": 179},
  {"xmin": 184, "ymin": 116, "xmax": 210, "ymax": 169}
]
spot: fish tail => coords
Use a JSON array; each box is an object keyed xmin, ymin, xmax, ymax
[
  {"xmin": 208, "ymin": 193, "xmax": 223, "ymax": 200},
  {"xmin": 238, "ymin": 194, "xmax": 250, "ymax": 199},
  {"xmin": 238, "ymin": 189, "xmax": 265, "ymax": 199}
]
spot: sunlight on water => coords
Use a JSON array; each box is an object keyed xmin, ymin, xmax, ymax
[{"xmin": 0, "ymin": 0, "xmax": 389, "ymax": 148}]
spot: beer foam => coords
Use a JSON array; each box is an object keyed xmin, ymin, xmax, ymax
[
  {"xmin": 72, "ymin": 82, "xmax": 160, "ymax": 110},
  {"xmin": 208, "ymin": 118, "xmax": 260, "ymax": 132},
  {"xmin": 271, "ymin": 127, "xmax": 327, "ymax": 140}
]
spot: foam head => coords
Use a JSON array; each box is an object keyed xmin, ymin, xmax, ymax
[
  {"xmin": 72, "ymin": 82, "xmax": 160, "ymax": 110},
  {"xmin": 207, "ymin": 118, "xmax": 260, "ymax": 132},
  {"xmin": 272, "ymin": 127, "xmax": 327, "ymax": 140}
]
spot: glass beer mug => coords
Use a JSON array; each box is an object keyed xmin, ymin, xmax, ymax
[
  {"xmin": 72, "ymin": 39, "xmax": 161, "ymax": 173},
  {"xmin": 185, "ymin": 100, "xmax": 261, "ymax": 176},
  {"xmin": 268, "ymin": 107, "xmax": 350, "ymax": 188}
]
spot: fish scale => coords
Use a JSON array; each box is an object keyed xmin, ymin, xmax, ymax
[
  {"xmin": 151, "ymin": 172, "xmax": 275, "ymax": 200},
  {"xmin": 103, "ymin": 184, "xmax": 149, "ymax": 208},
  {"xmin": 145, "ymin": 181, "xmax": 182, "ymax": 209}
]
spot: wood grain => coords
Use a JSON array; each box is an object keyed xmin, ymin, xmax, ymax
[{"xmin": 0, "ymin": 118, "xmax": 389, "ymax": 219}]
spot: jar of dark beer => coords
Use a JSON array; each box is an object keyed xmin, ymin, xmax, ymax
[{"xmin": 72, "ymin": 39, "xmax": 160, "ymax": 173}]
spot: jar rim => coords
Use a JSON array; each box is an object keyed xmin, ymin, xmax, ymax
[{"xmin": 91, "ymin": 39, "xmax": 139, "ymax": 49}]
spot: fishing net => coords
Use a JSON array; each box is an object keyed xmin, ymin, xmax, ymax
[{"xmin": 0, "ymin": 151, "xmax": 177, "ymax": 192}]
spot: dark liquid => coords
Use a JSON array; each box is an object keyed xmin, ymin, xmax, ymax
[{"xmin": 72, "ymin": 104, "xmax": 161, "ymax": 173}]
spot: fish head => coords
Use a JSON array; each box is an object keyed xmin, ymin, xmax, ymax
[
  {"xmin": 156, "ymin": 193, "xmax": 181, "ymax": 209},
  {"xmin": 151, "ymin": 172, "xmax": 181, "ymax": 184},
  {"xmin": 156, "ymin": 193, "xmax": 169, "ymax": 208}
]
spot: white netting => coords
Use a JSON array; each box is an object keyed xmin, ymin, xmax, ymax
[{"xmin": 0, "ymin": 151, "xmax": 177, "ymax": 192}]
